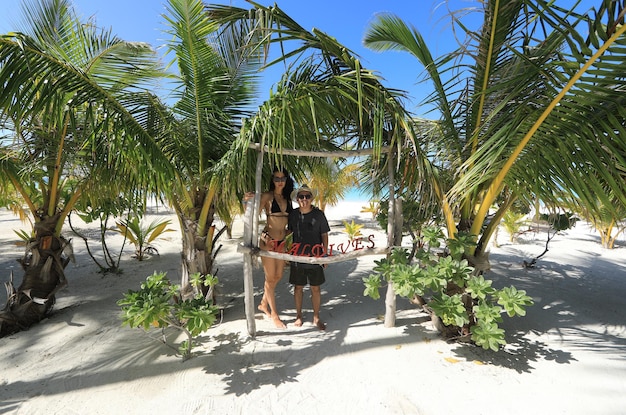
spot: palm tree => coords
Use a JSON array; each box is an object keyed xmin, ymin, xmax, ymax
[
  {"xmin": 153, "ymin": 0, "xmax": 274, "ymax": 299},
  {"xmin": 307, "ymin": 161, "xmax": 360, "ymax": 211},
  {"xmin": 566, "ymin": 194, "xmax": 626, "ymax": 249},
  {"xmin": 0, "ymin": 0, "xmax": 167, "ymax": 336},
  {"xmin": 206, "ymin": 3, "xmax": 412, "ymax": 206},
  {"xmin": 362, "ymin": 0, "xmax": 626, "ymax": 261}
]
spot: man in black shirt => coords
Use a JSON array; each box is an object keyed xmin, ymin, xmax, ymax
[{"xmin": 287, "ymin": 184, "xmax": 330, "ymax": 330}]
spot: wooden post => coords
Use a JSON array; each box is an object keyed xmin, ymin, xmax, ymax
[
  {"xmin": 242, "ymin": 199, "xmax": 256, "ymax": 337},
  {"xmin": 394, "ymin": 198, "xmax": 403, "ymax": 247},
  {"xmin": 242, "ymin": 149, "xmax": 264, "ymax": 337},
  {"xmin": 240, "ymin": 142, "xmax": 398, "ymax": 331},
  {"xmin": 384, "ymin": 149, "xmax": 397, "ymax": 328}
]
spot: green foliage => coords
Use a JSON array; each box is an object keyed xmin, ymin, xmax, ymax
[
  {"xmin": 540, "ymin": 212, "xmax": 578, "ymax": 232},
  {"xmin": 501, "ymin": 210, "xmax": 526, "ymax": 242},
  {"xmin": 429, "ymin": 294, "xmax": 470, "ymax": 327},
  {"xmin": 470, "ymin": 322, "xmax": 506, "ymax": 352},
  {"xmin": 363, "ymin": 226, "xmax": 533, "ymax": 351},
  {"xmin": 113, "ymin": 216, "xmax": 175, "ymax": 261},
  {"xmin": 342, "ymin": 219, "xmax": 364, "ymax": 242},
  {"xmin": 389, "ymin": 264, "xmax": 422, "ymax": 298},
  {"xmin": 496, "ymin": 286, "xmax": 534, "ymax": 317},
  {"xmin": 472, "ymin": 302, "xmax": 502, "ymax": 324},
  {"xmin": 447, "ymin": 232, "xmax": 476, "ymax": 260},
  {"xmin": 13, "ymin": 229, "xmax": 33, "ymax": 245},
  {"xmin": 117, "ymin": 271, "xmax": 219, "ymax": 359},
  {"xmin": 360, "ymin": 201, "xmax": 380, "ymax": 220},
  {"xmin": 362, "ymin": 274, "xmax": 382, "ymax": 300},
  {"xmin": 190, "ymin": 272, "xmax": 218, "ymax": 290},
  {"xmin": 422, "ymin": 227, "xmax": 444, "ymax": 250},
  {"xmin": 466, "ymin": 275, "xmax": 496, "ymax": 301}
]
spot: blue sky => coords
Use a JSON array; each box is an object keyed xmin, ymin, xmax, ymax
[
  {"xmin": 0, "ymin": 0, "xmax": 599, "ymax": 201},
  {"xmin": 0, "ymin": 0, "xmax": 487, "ymax": 115},
  {"xmin": 0, "ymin": 0, "xmax": 597, "ymax": 114}
]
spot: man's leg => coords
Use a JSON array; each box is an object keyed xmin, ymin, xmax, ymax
[
  {"xmin": 310, "ymin": 285, "xmax": 325, "ymax": 330},
  {"xmin": 293, "ymin": 285, "xmax": 304, "ymax": 327}
]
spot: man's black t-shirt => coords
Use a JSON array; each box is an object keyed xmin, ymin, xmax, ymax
[{"xmin": 287, "ymin": 207, "xmax": 330, "ymax": 268}]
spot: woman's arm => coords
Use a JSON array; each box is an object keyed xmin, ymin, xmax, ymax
[{"xmin": 244, "ymin": 191, "xmax": 270, "ymax": 215}]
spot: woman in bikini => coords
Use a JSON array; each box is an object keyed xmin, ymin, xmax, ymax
[{"xmin": 244, "ymin": 167, "xmax": 294, "ymax": 328}]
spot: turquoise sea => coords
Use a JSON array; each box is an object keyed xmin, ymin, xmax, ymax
[{"xmin": 343, "ymin": 187, "xmax": 370, "ymax": 202}]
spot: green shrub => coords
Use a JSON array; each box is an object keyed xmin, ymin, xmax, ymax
[
  {"xmin": 117, "ymin": 271, "xmax": 219, "ymax": 359},
  {"xmin": 363, "ymin": 227, "xmax": 533, "ymax": 351}
]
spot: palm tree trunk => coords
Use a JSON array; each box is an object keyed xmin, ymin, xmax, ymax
[
  {"xmin": 179, "ymin": 213, "xmax": 218, "ymax": 301},
  {"xmin": 1, "ymin": 214, "xmax": 72, "ymax": 337}
]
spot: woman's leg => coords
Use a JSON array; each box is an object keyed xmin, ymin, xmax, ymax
[
  {"xmin": 261, "ymin": 256, "xmax": 286, "ymax": 328},
  {"xmin": 258, "ymin": 256, "xmax": 271, "ymax": 317}
]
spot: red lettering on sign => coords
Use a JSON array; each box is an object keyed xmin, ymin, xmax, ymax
[
  {"xmin": 352, "ymin": 238, "xmax": 364, "ymax": 250},
  {"xmin": 276, "ymin": 234, "xmax": 376, "ymax": 257},
  {"xmin": 311, "ymin": 244, "xmax": 325, "ymax": 257},
  {"xmin": 287, "ymin": 243, "xmax": 301, "ymax": 256},
  {"xmin": 336, "ymin": 243, "xmax": 348, "ymax": 254}
]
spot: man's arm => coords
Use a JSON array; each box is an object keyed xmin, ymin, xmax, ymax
[{"xmin": 322, "ymin": 232, "xmax": 329, "ymax": 255}]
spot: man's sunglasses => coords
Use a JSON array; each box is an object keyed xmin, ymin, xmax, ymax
[
  {"xmin": 273, "ymin": 176, "xmax": 287, "ymax": 182},
  {"xmin": 297, "ymin": 194, "xmax": 312, "ymax": 200}
]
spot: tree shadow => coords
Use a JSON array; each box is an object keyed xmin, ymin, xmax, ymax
[
  {"xmin": 197, "ymin": 260, "xmax": 442, "ymax": 396},
  {"xmin": 2, "ymin": 230, "xmax": 625, "ymax": 402},
  {"xmin": 462, "ymin": 246, "xmax": 626, "ymax": 370}
]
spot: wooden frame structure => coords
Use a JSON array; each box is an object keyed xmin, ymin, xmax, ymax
[{"xmin": 237, "ymin": 143, "xmax": 402, "ymax": 336}]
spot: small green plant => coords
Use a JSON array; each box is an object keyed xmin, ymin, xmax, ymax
[
  {"xmin": 117, "ymin": 271, "xmax": 219, "ymax": 359},
  {"xmin": 69, "ymin": 196, "xmax": 143, "ymax": 274},
  {"xmin": 360, "ymin": 201, "xmax": 380, "ymax": 220},
  {"xmin": 363, "ymin": 226, "xmax": 533, "ymax": 351},
  {"xmin": 342, "ymin": 219, "xmax": 364, "ymax": 242},
  {"xmin": 113, "ymin": 216, "xmax": 174, "ymax": 261},
  {"xmin": 501, "ymin": 210, "xmax": 526, "ymax": 242}
]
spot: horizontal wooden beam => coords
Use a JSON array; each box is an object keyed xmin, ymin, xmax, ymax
[
  {"xmin": 237, "ymin": 243, "xmax": 390, "ymax": 263},
  {"xmin": 248, "ymin": 143, "xmax": 391, "ymax": 158}
]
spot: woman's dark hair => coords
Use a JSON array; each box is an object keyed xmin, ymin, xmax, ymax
[{"xmin": 269, "ymin": 166, "xmax": 294, "ymax": 199}]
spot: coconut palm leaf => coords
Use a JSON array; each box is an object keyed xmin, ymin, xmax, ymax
[
  {"xmin": 207, "ymin": 2, "xmax": 416, "ymax": 210},
  {"xmin": 154, "ymin": 0, "xmax": 275, "ymax": 294},
  {"xmin": 0, "ymin": 0, "xmax": 170, "ymax": 226},
  {"xmin": 363, "ymin": 0, "xmax": 626, "ymax": 255}
]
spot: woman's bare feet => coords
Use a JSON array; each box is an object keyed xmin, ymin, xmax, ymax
[
  {"xmin": 272, "ymin": 315, "xmax": 287, "ymax": 329},
  {"xmin": 258, "ymin": 301, "xmax": 271, "ymax": 318},
  {"xmin": 294, "ymin": 316, "xmax": 303, "ymax": 327}
]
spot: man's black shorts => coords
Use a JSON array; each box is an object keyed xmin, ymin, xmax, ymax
[{"xmin": 289, "ymin": 264, "xmax": 325, "ymax": 286}]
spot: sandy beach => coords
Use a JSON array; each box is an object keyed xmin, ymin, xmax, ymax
[{"xmin": 0, "ymin": 202, "xmax": 625, "ymax": 415}]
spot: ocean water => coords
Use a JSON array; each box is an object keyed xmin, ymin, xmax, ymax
[{"xmin": 343, "ymin": 187, "xmax": 371, "ymax": 202}]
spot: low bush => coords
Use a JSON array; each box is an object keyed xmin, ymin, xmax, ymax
[
  {"xmin": 117, "ymin": 271, "xmax": 219, "ymax": 359},
  {"xmin": 363, "ymin": 227, "xmax": 533, "ymax": 351}
]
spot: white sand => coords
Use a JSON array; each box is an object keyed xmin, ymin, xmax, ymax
[{"xmin": 0, "ymin": 203, "xmax": 625, "ymax": 415}]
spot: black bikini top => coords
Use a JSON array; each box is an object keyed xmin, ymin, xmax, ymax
[{"xmin": 270, "ymin": 196, "xmax": 292, "ymax": 214}]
